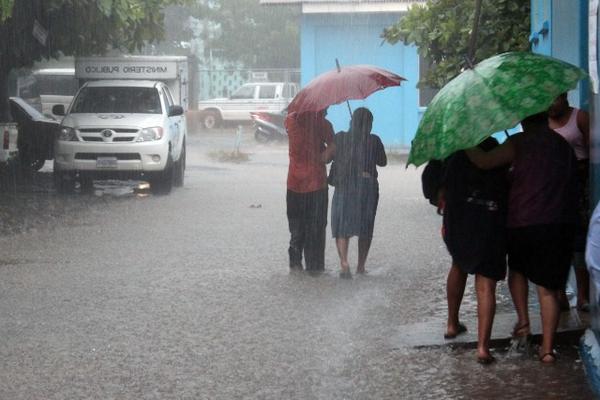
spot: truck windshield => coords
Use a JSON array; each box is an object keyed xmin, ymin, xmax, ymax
[{"xmin": 70, "ymin": 87, "xmax": 162, "ymax": 114}]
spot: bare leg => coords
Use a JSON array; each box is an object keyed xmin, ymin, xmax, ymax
[
  {"xmin": 575, "ymin": 266, "xmax": 590, "ymax": 309},
  {"xmin": 557, "ymin": 288, "xmax": 571, "ymax": 311},
  {"xmin": 536, "ymin": 285, "xmax": 560, "ymax": 362},
  {"xmin": 357, "ymin": 236, "xmax": 372, "ymax": 273},
  {"xmin": 475, "ymin": 274, "xmax": 497, "ymax": 360},
  {"xmin": 508, "ymin": 270, "xmax": 530, "ymax": 336},
  {"xmin": 335, "ymin": 237, "xmax": 350, "ymax": 273},
  {"xmin": 446, "ymin": 263, "xmax": 468, "ymax": 337}
]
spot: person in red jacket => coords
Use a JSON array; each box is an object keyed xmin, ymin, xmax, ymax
[{"xmin": 285, "ymin": 109, "xmax": 335, "ymax": 271}]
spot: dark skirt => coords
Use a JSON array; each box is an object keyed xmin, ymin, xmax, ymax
[
  {"xmin": 331, "ymin": 178, "xmax": 379, "ymax": 238},
  {"xmin": 443, "ymin": 200, "xmax": 507, "ymax": 281},
  {"xmin": 507, "ymin": 224, "xmax": 574, "ymax": 290}
]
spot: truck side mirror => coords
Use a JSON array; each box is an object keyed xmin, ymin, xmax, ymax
[
  {"xmin": 168, "ymin": 105, "xmax": 184, "ymax": 117},
  {"xmin": 52, "ymin": 104, "xmax": 65, "ymax": 116}
]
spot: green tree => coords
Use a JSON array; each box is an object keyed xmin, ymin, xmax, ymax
[
  {"xmin": 0, "ymin": 0, "xmax": 183, "ymax": 119},
  {"xmin": 194, "ymin": 0, "xmax": 300, "ymax": 68},
  {"xmin": 382, "ymin": 0, "xmax": 530, "ymax": 89}
]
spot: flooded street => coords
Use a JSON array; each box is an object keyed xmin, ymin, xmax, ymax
[{"xmin": 0, "ymin": 129, "xmax": 594, "ymax": 399}]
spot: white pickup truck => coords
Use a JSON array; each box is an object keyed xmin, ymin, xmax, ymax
[
  {"xmin": 52, "ymin": 80, "xmax": 186, "ymax": 194},
  {"xmin": 197, "ymin": 82, "xmax": 298, "ymax": 129}
]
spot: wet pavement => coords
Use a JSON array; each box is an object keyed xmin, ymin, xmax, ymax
[{"xmin": 0, "ymin": 128, "xmax": 595, "ymax": 399}]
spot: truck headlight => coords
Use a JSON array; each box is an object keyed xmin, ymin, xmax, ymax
[
  {"xmin": 58, "ymin": 127, "xmax": 78, "ymax": 141},
  {"xmin": 138, "ymin": 127, "xmax": 164, "ymax": 142}
]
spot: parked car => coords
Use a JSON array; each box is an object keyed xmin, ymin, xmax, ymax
[
  {"xmin": 52, "ymin": 80, "xmax": 186, "ymax": 194},
  {"xmin": 197, "ymin": 81, "xmax": 298, "ymax": 129},
  {"xmin": 9, "ymin": 97, "xmax": 59, "ymax": 172}
]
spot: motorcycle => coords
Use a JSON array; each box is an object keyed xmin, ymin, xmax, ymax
[{"xmin": 250, "ymin": 109, "xmax": 287, "ymax": 143}]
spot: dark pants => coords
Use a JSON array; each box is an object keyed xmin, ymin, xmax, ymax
[{"xmin": 287, "ymin": 188, "xmax": 328, "ymax": 271}]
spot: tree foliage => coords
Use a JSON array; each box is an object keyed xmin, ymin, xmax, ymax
[
  {"xmin": 382, "ymin": 0, "xmax": 530, "ymax": 88},
  {"xmin": 193, "ymin": 0, "xmax": 301, "ymax": 68},
  {"xmin": 0, "ymin": 0, "xmax": 183, "ymax": 119}
]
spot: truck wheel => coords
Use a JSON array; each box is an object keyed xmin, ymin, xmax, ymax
[
  {"xmin": 150, "ymin": 155, "xmax": 174, "ymax": 195},
  {"xmin": 54, "ymin": 171, "xmax": 75, "ymax": 194},
  {"xmin": 173, "ymin": 141, "xmax": 186, "ymax": 187},
  {"xmin": 202, "ymin": 111, "xmax": 221, "ymax": 130}
]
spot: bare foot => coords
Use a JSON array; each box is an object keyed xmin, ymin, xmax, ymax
[
  {"xmin": 340, "ymin": 262, "xmax": 350, "ymax": 274},
  {"xmin": 444, "ymin": 322, "xmax": 467, "ymax": 339},
  {"xmin": 356, "ymin": 266, "xmax": 366, "ymax": 274},
  {"xmin": 476, "ymin": 350, "xmax": 496, "ymax": 365},
  {"xmin": 539, "ymin": 352, "xmax": 557, "ymax": 363}
]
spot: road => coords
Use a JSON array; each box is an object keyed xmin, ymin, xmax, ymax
[{"xmin": 0, "ymin": 129, "xmax": 594, "ymax": 399}]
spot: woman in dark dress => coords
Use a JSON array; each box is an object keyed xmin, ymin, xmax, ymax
[
  {"xmin": 328, "ymin": 108, "xmax": 387, "ymax": 278},
  {"xmin": 442, "ymin": 137, "xmax": 508, "ymax": 364}
]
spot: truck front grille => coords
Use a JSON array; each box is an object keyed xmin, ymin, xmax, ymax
[{"xmin": 75, "ymin": 153, "xmax": 141, "ymax": 161}]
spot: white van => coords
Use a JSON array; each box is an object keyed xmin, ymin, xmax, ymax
[{"xmin": 17, "ymin": 68, "xmax": 78, "ymax": 119}]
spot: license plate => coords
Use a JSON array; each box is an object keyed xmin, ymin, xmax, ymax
[{"xmin": 96, "ymin": 157, "xmax": 118, "ymax": 168}]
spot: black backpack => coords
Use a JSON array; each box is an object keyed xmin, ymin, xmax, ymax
[{"xmin": 421, "ymin": 159, "xmax": 445, "ymax": 206}]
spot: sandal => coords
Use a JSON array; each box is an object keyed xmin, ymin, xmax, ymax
[
  {"xmin": 477, "ymin": 354, "xmax": 496, "ymax": 365},
  {"xmin": 539, "ymin": 352, "xmax": 557, "ymax": 363},
  {"xmin": 512, "ymin": 322, "xmax": 530, "ymax": 338},
  {"xmin": 577, "ymin": 303, "xmax": 591, "ymax": 313},
  {"xmin": 444, "ymin": 322, "xmax": 467, "ymax": 339}
]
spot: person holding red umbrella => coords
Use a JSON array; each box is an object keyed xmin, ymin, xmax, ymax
[{"xmin": 285, "ymin": 109, "xmax": 335, "ymax": 272}]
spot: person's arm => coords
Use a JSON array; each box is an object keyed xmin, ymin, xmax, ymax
[
  {"xmin": 577, "ymin": 109, "xmax": 590, "ymax": 149},
  {"xmin": 322, "ymin": 141, "xmax": 336, "ymax": 163},
  {"xmin": 465, "ymin": 139, "xmax": 515, "ymax": 169},
  {"xmin": 375, "ymin": 136, "xmax": 387, "ymax": 166},
  {"xmin": 285, "ymin": 114, "xmax": 302, "ymax": 160},
  {"xmin": 320, "ymin": 120, "xmax": 336, "ymax": 164}
]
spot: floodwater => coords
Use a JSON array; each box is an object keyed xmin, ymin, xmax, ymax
[{"xmin": 0, "ymin": 129, "xmax": 594, "ymax": 399}]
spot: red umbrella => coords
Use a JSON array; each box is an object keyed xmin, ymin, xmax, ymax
[{"xmin": 287, "ymin": 63, "xmax": 405, "ymax": 114}]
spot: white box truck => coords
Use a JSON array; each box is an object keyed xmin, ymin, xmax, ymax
[{"xmin": 75, "ymin": 56, "xmax": 193, "ymax": 111}]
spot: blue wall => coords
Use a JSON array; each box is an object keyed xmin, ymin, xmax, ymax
[
  {"xmin": 300, "ymin": 13, "xmax": 419, "ymax": 147},
  {"xmin": 531, "ymin": 0, "xmax": 587, "ymax": 108}
]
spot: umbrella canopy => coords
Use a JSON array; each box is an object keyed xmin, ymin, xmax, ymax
[
  {"xmin": 287, "ymin": 64, "xmax": 405, "ymax": 114},
  {"xmin": 408, "ymin": 52, "xmax": 587, "ymax": 167}
]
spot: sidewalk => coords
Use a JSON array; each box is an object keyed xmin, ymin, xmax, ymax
[{"xmin": 391, "ymin": 309, "xmax": 590, "ymax": 349}]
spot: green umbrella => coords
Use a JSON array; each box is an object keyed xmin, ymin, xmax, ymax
[{"xmin": 408, "ymin": 51, "xmax": 587, "ymax": 167}]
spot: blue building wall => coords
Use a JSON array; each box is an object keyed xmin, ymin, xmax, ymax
[
  {"xmin": 533, "ymin": 1, "xmax": 600, "ymax": 395},
  {"xmin": 300, "ymin": 13, "xmax": 419, "ymax": 147},
  {"xmin": 531, "ymin": 0, "xmax": 586, "ymax": 108}
]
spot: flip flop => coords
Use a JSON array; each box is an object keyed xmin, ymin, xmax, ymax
[
  {"xmin": 444, "ymin": 322, "xmax": 467, "ymax": 339},
  {"xmin": 512, "ymin": 322, "xmax": 530, "ymax": 338},
  {"xmin": 477, "ymin": 354, "xmax": 496, "ymax": 365},
  {"xmin": 577, "ymin": 303, "xmax": 591, "ymax": 313}
]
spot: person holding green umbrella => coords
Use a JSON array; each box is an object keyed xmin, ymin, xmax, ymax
[{"xmin": 466, "ymin": 112, "xmax": 579, "ymax": 363}]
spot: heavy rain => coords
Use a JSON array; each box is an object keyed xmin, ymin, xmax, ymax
[{"xmin": 0, "ymin": 1, "xmax": 597, "ymax": 399}]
